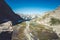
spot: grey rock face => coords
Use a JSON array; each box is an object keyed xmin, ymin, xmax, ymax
[{"xmin": 0, "ymin": 21, "xmax": 13, "ymax": 40}]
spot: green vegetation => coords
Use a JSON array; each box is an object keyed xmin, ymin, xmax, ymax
[
  {"xmin": 49, "ymin": 17, "xmax": 60, "ymax": 25},
  {"xmin": 12, "ymin": 17, "xmax": 59, "ymax": 40},
  {"xmin": 42, "ymin": 13, "xmax": 50, "ymax": 19},
  {"xmin": 29, "ymin": 22, "xmax": 58, "ymax": 40},
  {"xmin": 12, "ymin": 22, "xmax": 26, "ymax": 40}
]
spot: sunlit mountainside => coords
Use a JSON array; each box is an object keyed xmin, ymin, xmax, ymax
[
  {"xmin": 1, "ymin": 0, "xmax": 60, "ymax": 40},
  {"xmin": 1, "ymin": 4, "xmax": 60, "ymax": 40},
  {"xmin": 11, "ymin": 6, "xmax": 60, "ymax": 40},
  {"xmin": 0, "ymin": 6, "xmax": 60, "ymax": 40}
]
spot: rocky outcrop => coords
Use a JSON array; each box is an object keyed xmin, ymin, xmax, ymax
[
  {"xmin": 0, "ymin": 0, "xmax": 24, "ymax": 40},
  {"xmin": 0, "ymin": 21, "xmax": 13, "ymax": 40},
  {"xmin": 0, "ymin": 0, "xmax": 24, "ymax": 25}
]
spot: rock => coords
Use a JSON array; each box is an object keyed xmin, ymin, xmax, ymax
[
  {"xmin": 0, "ymin": 0, "xmax": 24, "ymax": 40},
  {"xmin": 0, "ymin": 0, "xmax": 24, "ymax": 25},
  {"xmin": 0, "ymin": 21, "xmax": 13, "ymax": 40},
  {"xmin": 0, "ymin": 31, "xmax": 13, "ymax": 40}
]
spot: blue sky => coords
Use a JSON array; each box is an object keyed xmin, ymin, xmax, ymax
[{"xmin": 5, "ymin": 0, "xmax": 60, "ymax": 14}]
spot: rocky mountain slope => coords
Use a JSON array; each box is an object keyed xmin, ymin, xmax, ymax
[
  {"xmin": 0, "ymin": 1, "xmax": 60, "ymax": 40},
  {"xmin": 38, "ymin": 6, "xmax": 60, "ymax": 37},
  {"xmin": 12, "ymin": 6, "xmax": 60, "ymax": 40},
  {"xmin": 0, "ymin": 5, "xmax": 60, "ymax": 40}
]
